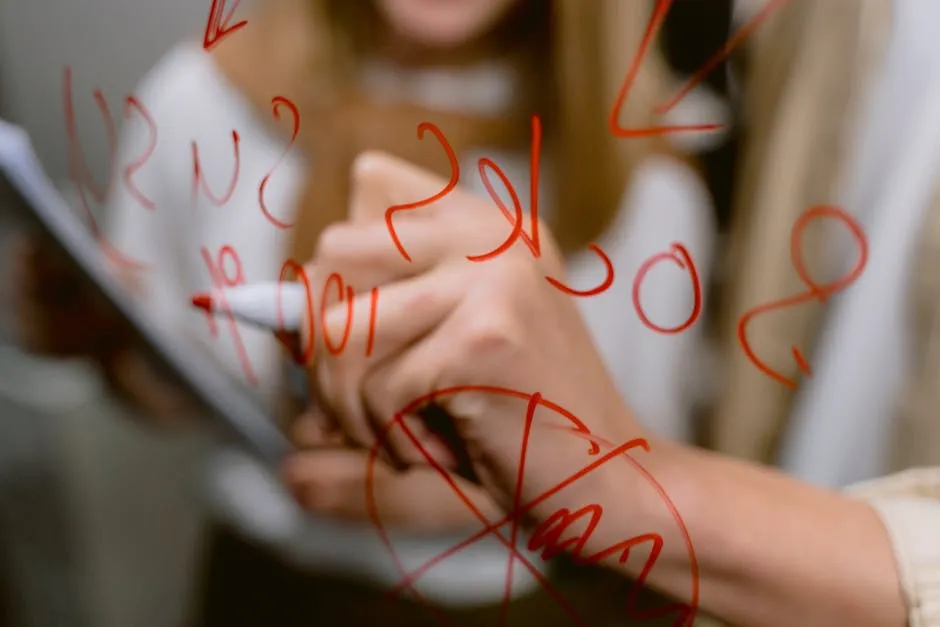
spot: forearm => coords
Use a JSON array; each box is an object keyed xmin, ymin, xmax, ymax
[{"xmin": 595, "ymin": 438, "xmax": 907, "ymax": 627}]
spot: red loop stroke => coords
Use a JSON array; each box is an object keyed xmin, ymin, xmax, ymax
[
  {"xmin": 737, "ymin": 205, "xmax": 869, "ymax": 389},
  {"xmin": 274, "ymin": 261, "xmax": 380, "ymax": 364},
  {"xmin": 365, "ymin": 386, "xmax": 699, "ymax": 627},
  {"xmin": 200, "ymin": 244, "xmax": 257, "ymax": 385},
  {"xmin": 467, "ymin": 115, "xmax": 615, "ymax": 298},
  {"xmin": 632, "ymin": 243, "xmax": 702, "ymax": 334},
  {"xmin": 63, "ymin": 66, "xmax": 155, "ymax": 271},
  {"xmin": 258, "ymin": 96, "xmax": 300, "ymax": 229},
  {"xmin": 275, "ymin": 259, "xmax": 316, "ymax": 365},
  {"xmin": 192, "ymin": 130, "xmax": 241, "ymax": 206},
  {"xmin": 385, "ymin": 122, "xmax": 460, "ymax": 262}
]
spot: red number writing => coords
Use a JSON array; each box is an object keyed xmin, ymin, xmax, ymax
[
  {"xmin": 62, "ymin": 66, "xmax": 148, "ymax": 271},
  {"xmin": 737, "ymin": 205, "xmax": 868, "ymax": 388},
  {"xmin": 200, "ymin": 244, "xmax": 258, "ymax": 385},
  {"xmin": 275, "ymin": 261, "xmax": 379, "ymax": 365},
  {"xmin": 467, "ymin": 115, "xmax": 615, "ymax": 297},
  {"xmin": 609, "ymin": 0, "xmax": 790, "ymax": 138},
  {"xmin": 192, "ymin": 130, "xmax": 241, "ymax": 206},
  {"xmin": 385, "ymin": 122, "xmax": 460, "ymax": 262},
  {"xmin": 258, "ymin": 96, "xmax": 301, "ymax": 229},
  {"xmin": 203, "ymin": 0, "xmax": 248, "ymax": 51},
  {"xmin": 387, "ymin": 116, "xmax": 615, "ymax": 297},
  {"xmin": 632, "ymin": 243, "xmax": 702, "ymax": 334},
  {"xmin": 275, "ymin": 259, "xmax": 316, "ymax": 365},
  {"xmin": 122, "ymin": 96, "xmax": 158, "ymax": 211},
  {"xmin": 321, "ymin": 273, "xmax": 354, "ymax": 355}
]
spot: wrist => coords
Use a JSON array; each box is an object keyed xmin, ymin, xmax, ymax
[{"xmin": 567, "ymin": 435, "xmax": 701, "ymax": 613}]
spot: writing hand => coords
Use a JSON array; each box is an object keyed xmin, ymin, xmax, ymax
[
  {"xmin": 295, "ymin": 151, "xmax": 644, "ymax": 521},
  {"xmin": 282, "ymin": 410, "xmax": 501, "ymax": 531}
]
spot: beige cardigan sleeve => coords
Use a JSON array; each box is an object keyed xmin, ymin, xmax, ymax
[
  {"xmin": 690, "ymin": 468, "xmax": 940, "ymax": 627},
  {"xmin": 846, "ymin": 468, "xmax": 940, "ymax": 627}
]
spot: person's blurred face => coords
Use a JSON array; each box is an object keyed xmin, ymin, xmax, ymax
[{"xmin": 374, "ymin": 0, "xmax": 521, "ymax": 49}]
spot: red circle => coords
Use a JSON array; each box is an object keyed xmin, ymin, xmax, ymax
[
  {"xmin": 364, "ymin": 386, "xmax": 700, "ymax": 626},
  {"xmin": 632, "ymin": 243, "xmax": 702, "ymax": 334},
  {"xmin": 218, "ymin": 245, "xmax": 244, "ymax": 286}
]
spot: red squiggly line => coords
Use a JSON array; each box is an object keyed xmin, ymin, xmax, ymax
[
  {"xmin": 122, "ymin": 96, "xmax": 158, "ymax": 211},
  {"xmin": 320, "ymin": 272, "xmax": 354, "ymax": 355},
  {"xmin": 276, "ymin": 259, "xmax": 316, "ymax": 365},
  {"xmin": 547, "ymin": 245, "xmax": 616, "ymax": 298},
  {"xmin": 609, "ymin": 0, "xmax": 790, "ymax": 138},
  {"xmin": 62, "ymin": 66, "xmax": 146, "ymax": 272},
  {"xmin": 632, "ymin": 243, "xmax": 702, "ymax": 334},
  {"xmin": 203, "ymin": 0, "xmax": 248, "ymax": 51},
  {"xmin": 192, "ymin": 130, "xmax": 240, "ymax": 206},
  {"xmin": 737, "ymin": 205, "xmax": 868, "ymax": 388},
  {"xmin": 366, "ymin": 387, "xmax": 699, "ymax": 627},
  {"xmin": 200, "ymin": 244, "xmax": 257, "ymax": 384},
  {"xmin": 386, "ymin": 122, "xmax": 460, "ymax": 262},
  {"xmin": 258, "ymin": 96, "xmax": 300, "ymax": 229}
]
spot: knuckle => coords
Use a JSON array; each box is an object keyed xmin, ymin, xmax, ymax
[
  {"xmin": 463, "ymin": 306, "xmax": 525, "ymax": 359},
  {"xmin": 314, "ymin": 223, "xmax": 353, "ymax": 262},
  {"xmin": 352, "ymin": 150, "xmax": 395, "ymax": 184}
]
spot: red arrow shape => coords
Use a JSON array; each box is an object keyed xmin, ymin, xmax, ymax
[{"xmin": 203, "ymin": 0, "xmax": 247, "ymax": 51}]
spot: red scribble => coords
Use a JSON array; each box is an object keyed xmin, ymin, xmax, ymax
[
  {"xmin": 122, "ymin": 96, "xmax": 158, "ymax": 211},
  {"xmin": 366, "ymin": 387, "xmax": 699, "ymax": 627},
  {"xmin": 467, "ymin": 116, "xmax": 615, "ymax": 298},
  {"xmin": 200, "ymin": 244, "xmax": 257, "ymax": 384},
  {"xmin": 62, "ymin": 66, "xmax": 146, "ymax": 271},
  {"xmin": 385, "ymin": 122, "xmax": 460, "ymax": 262},
  {"xmin": 632, "ymin": 243, "xmax": 702, "ymax": 334},
  {"xmin": 192, "ymin": 130, "xmax": 241, "ymax": 206},
  {"xmin": 203, "ymin": 0, "xmax": 248, "ymax": 51},
  {"xmin": 365, "ymin": 287, "xmax": 379, "ymax": 358},
  {"xmin": 275, "ymin": 259, "xmax": 316, "ymax": 365},
  {"xmin": 737, "ymin": 205, "xmax": 868, "ymax": 388},
  {"xmin": 258, "ymin": 96, "xmax": 300, "ymax": 229},
  {"xmin": 609, "ymin": 0, "xmax": 790, "ymax": 138}
]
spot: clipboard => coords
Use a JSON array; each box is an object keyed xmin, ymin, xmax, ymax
[{"xmin": 0, "ymin": 119, "xmax": 292, "ymax": 466}]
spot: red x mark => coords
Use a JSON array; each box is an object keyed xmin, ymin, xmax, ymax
[{"xmin": 365, "ymin": 387, "xmax": 699, "ymax": 627}]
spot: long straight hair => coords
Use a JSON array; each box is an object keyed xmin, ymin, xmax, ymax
[
  {"xmin": 708, "ymin": 0, "xmax": 894, "ymax": 462},
  {"xmin": 216, "ymin": 0, "xmax": 674, "ymax": 255}
]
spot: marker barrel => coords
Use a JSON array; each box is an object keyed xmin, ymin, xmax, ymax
[{"xmin": 193, "ymin": 282, "xmax": 308, "ymax": 332}]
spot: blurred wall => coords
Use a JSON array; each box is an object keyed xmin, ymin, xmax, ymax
[{"xmin": 0, "ymin": 1, "xmax": 234, "ymax": 626}]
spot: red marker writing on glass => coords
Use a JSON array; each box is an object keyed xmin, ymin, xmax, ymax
[
  {"xmin": 192, "ymin": 282, "xmax": 308, "ymax": 331},
  {"xmin": 190, "ymin": 272, "xmax": 380, "ymax": 363}
]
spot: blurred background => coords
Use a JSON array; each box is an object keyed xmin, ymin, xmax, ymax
[
  {"xmin": 0, "ymin": 1, "xmax": 742, "ymax": 623},
  {"xmin": 0, "ymin": 1, "xmax": 215, "ymax": 626},
  {"xmin": 0, "ymin": 0, "xmax": 920, "ymax": 625}
]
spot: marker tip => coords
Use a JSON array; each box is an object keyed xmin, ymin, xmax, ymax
[{"xmin": 191, "ymin": 293, "xmax": 213, "ymax": 312}]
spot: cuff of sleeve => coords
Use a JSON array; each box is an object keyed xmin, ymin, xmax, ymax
[{"xmin": 863, "ymin": 496, "xmax": 940, "ymax": 627}]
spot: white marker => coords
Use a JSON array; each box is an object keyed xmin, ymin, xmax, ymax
[{"xmin": 190, "ymin": 282, "xmax": 309, "ymax": 332}]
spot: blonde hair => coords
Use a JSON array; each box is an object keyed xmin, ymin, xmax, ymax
[
  {"xmin": 215, "ymin": 0, "xmax": 674, "ymax": 256},
  {"xmin": 709, "ymin": 0, "xmax": 894, "ymax": 461}
]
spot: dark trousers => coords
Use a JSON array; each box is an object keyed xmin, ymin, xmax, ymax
[{"xmin": 191, "ymin": 523, "xmax": 686, "ymax": 627}]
